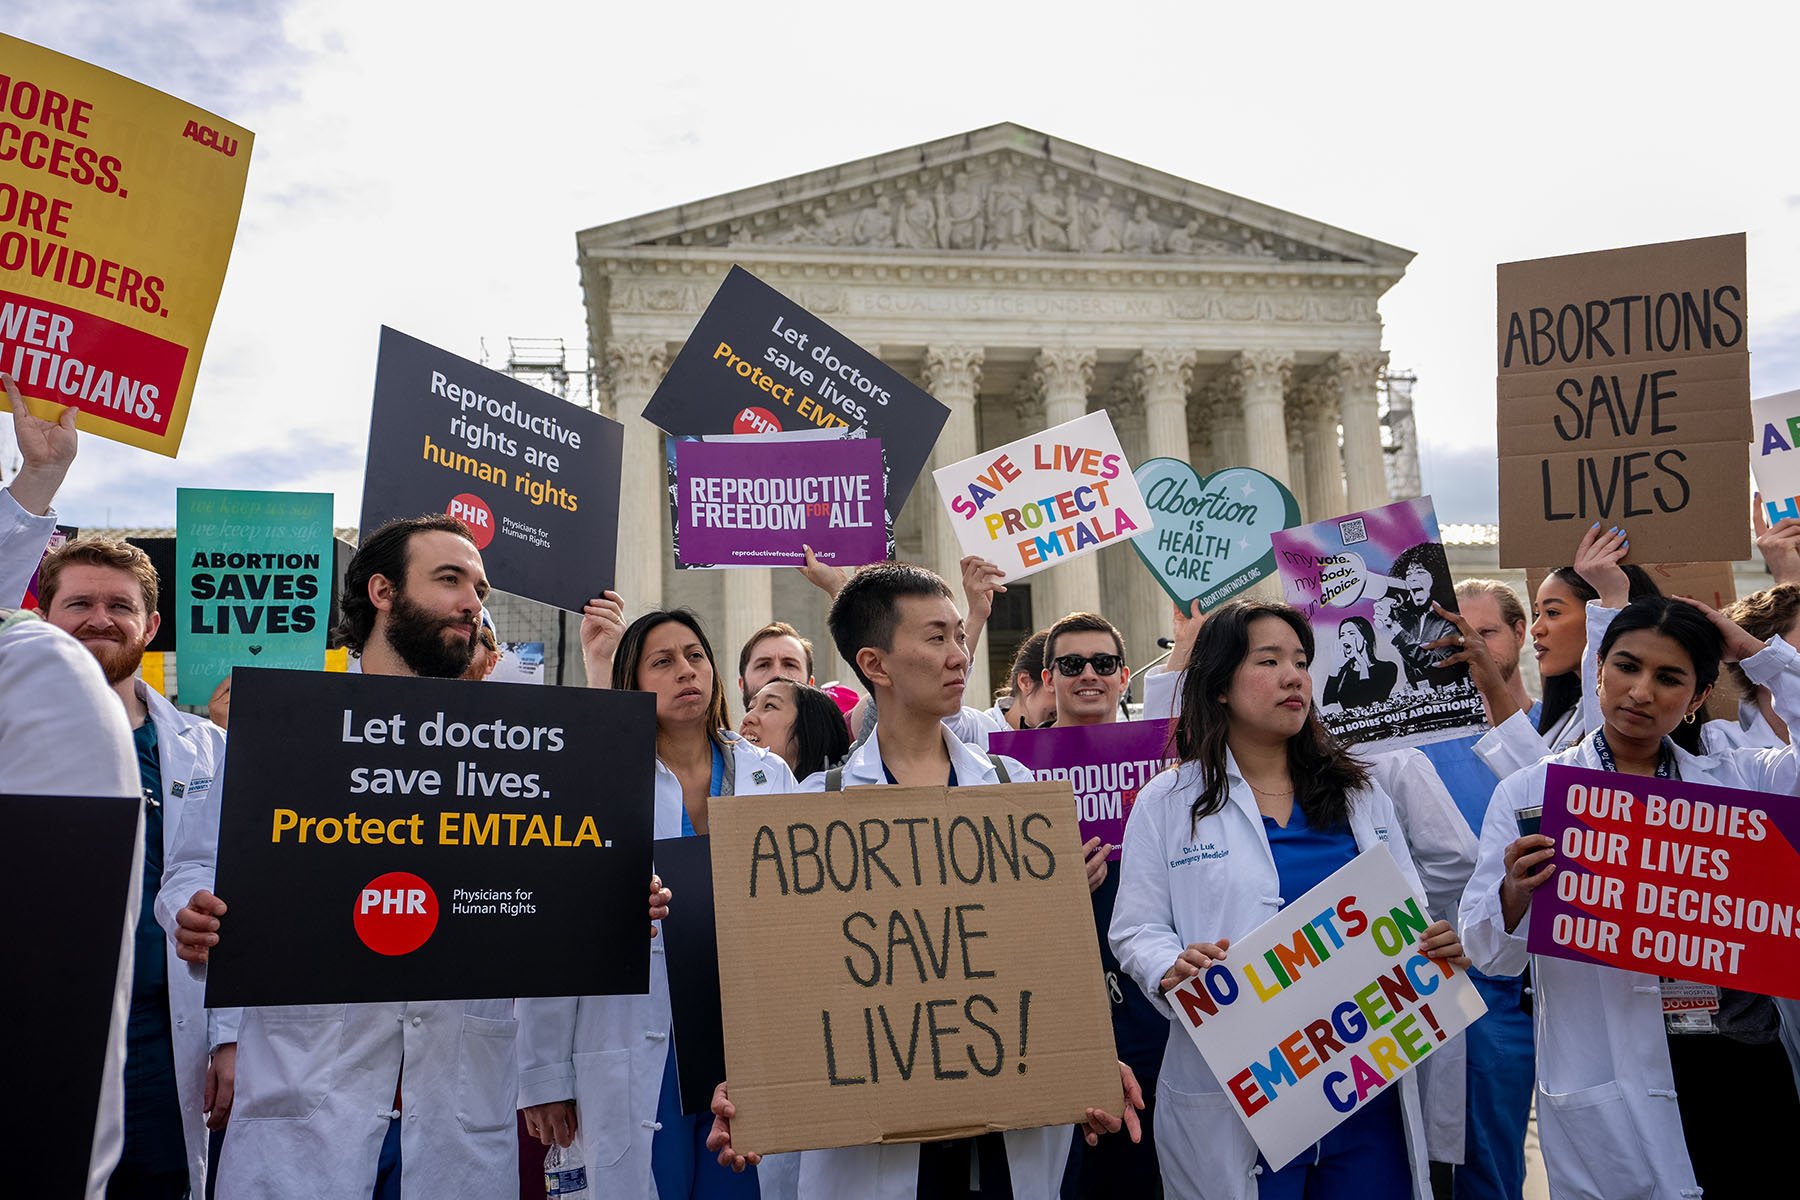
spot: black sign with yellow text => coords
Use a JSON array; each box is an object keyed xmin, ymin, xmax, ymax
[{"xmin": 204, "ymin": 668, "xmax": 655, "ymax": 1006}]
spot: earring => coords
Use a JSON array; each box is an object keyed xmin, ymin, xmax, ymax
[{"xmin": 1683, "ymin": 710, "xmax": 1699, "ymax": 725}]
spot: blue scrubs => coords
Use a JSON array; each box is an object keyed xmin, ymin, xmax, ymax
[
  {"xmin": 1255, "ymin": 803, "xmax": 1410, "ymax": 1200},
  {"xmin": 652, "ymin": 745, "xmax": 762, "ymax": 1199},
  {"xmin": 1419, "ymin": 713, "xmax": 1538, "ymax": 1200}
]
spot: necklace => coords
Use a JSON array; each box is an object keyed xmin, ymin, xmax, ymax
[{"xmin": 1245, "ymin": 780, "xmax": 1294, "ymax": 797}]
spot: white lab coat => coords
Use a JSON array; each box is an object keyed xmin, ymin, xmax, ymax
[
  {"xmin": 515, "ymin": 734, "xmax": 800, "ymax": 1200},
  {"xmin": 787, "ymin": 726, "xmax": 1071, "ymax": 1200},
  {"xmin": 139, "ymin": 682, "xmax": 240, "ymax": 1194},
  {"xmin": 0, "ymin": 487, "xmax": 57, "ymax": 606},
  {"xmin": 1109, "ymin": 754, "xmax": 1436, "ymax": 1200},
  {"xmin": 1458, "ymin": 634, "xmax": 1800, "ymax": 1200},
  {"xmin": 0, "ymin": 613, "xmax": 140, "ymax": 1200},
  {"xmin": 157, "ymin": 744, "xmax": 523, "ymax": 1199}
]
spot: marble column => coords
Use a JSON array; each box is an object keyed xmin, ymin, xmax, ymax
[
  {"xmin": 923, "ymin": 345, "xmax": 988, "ymax": 704},
  {"xmin": 1128, "ymin": 349, "xmax": 1194, "ymax": 663},
  {"xmin": 721, "ymin": 570, "xmax": 773, "ymax": 703},
  {"xmin": 1285, "ymin": 398, "xmax": 1308, "ymax": 512},
  {"xmin": 605, "ymin": 338, "xmax": 669, "ymax": 617},
  {"xmin": 1027, "ymin": 347, "xmax": 1098, "ymax": 630},
  {"xmin": 1233, "ymin": 350, "xmax": 1294, "ymax": 487},
  {"xmin": 1332, "ymin": 350, "xmax": 1390, "ymax": 512},
  {"xmin": 1192, "ymin": 375, "xmax": 1243, "ymax": 473},
  {"xmin": 1298, "ymin": 378, "xmax": 1348, "ymax": 522}
]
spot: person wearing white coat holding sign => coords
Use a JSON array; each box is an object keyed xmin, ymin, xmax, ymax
[
  {"xmin": 1111, "ymin": 600, "xmax": 1469, "ymax": 1200},
  {"xmin": 518, "ymin": 597, "xmax": 800, "ymax": 1200},
  {"xmin": 1461, "ymin": 594, "xmax": 1800, "ymax": 1200}
]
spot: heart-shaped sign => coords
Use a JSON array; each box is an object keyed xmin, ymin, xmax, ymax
[
  {"xmin": 247, "ymin": 645, "xmax": 263, "ymax": 655},
  {"xmin": 1129, "ymin": 460, "xmax": 1302, "ymax": 611}
]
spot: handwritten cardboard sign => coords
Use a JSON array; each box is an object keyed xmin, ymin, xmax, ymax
[
  {"xmin": 708, "ymin": 782, "xmax": 1119, "ymax": 1156},
  {"xmin": 1524, "ymin": 562, "xmax": 1737, "ymax": 613},
  {"xmin": 933, "ymin": 410, "xmax": 1150, "ymax": 579},
  {"xmin": 987, "ymin": 719, "xmax": 1175, "ymax": 862},
  {"xmin": 0, "ymin": 34, "xmax": 253, "ymax": 457},
  {"xmin": 1528, "ymin": 764, "xmax": 1800, "ymax": 1001},
  {"xmin": 1130, "ymin": 460, "xmax": 1301, "ymax": 610},
  {"xmin": 1167, "ymin": 846, "xmax": 1485, "ymax": 1169},
  {"xmin": 1496, "ymin": 233, "xmax": 1751, "ymax": 566},
  {"xmin": 1273, "ymin": 497, "xmax": 1486, "ymax": 752}
]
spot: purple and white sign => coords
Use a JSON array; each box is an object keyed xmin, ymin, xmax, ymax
[
  {"xmin": 673, "ymin": 436, "xmax": 888, "ymax": 569},
  {"xmin": 988, "ymin": 719, "xmax": 1175, "ymax": 861}
]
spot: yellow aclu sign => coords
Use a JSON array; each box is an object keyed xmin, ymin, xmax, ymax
[{"xmin": 0, "ymin": 33, "xmax": 253, "ymax": 456}]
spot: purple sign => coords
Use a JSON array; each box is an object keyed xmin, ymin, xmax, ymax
[
  {"xmin": 988, "ymin": 719, "xmax": 1176, "ymax": 861},
  {"xmin": 674, "ymin": 438, "xmax": 888, "ymax": 569}
]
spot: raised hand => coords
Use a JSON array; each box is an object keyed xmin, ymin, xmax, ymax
[
  {"xmin": 3, "ymin": 371, "xmax": 78, "ymax": 516},
  {"xmin": 1571, "ymin": 522, "xmax": 1631, "ymax": 608},
  {"xmin": 579, "ymin": 592, "xmax": 626, "ymax": 685},
  {"xmin": 1753, "ymin": 494, "xmax": 1800, "ymax": 587},
  {"xmin": 1670, "ymin": 594, "xmax": 1766, "ymax": 663}
]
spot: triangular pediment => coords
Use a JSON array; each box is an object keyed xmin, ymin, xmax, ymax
[{"xmin": 579, "ymin": 123, "xmax": 1413, "ymax": 269}]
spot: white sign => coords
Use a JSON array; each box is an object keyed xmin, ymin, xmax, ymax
[
  {"xmin": 1165, "ymin": 846, "xmax": 1486, "ymax": 1169},
  {"xmin": 1751, "ymin": 390, "xmax": 1800, "ymax": 524},
  {"xmin": 932, "ymin": 409, "xmax": 1150, "ymax": 579}
]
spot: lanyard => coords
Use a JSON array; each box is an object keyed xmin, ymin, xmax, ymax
[{"xmin": 1589, "ymin": 729, "xmax": 1677, "ymax": 779}]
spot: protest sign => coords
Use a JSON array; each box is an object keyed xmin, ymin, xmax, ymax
[
  {"xmin": 1528, "ymin": 764, "xmax": 1800, "ymax": 1001},
  {"xmin": 1752, "ymin": 389, "xmax": 1800, "ymax": 525},
  {"xmin": 1273, "ymin": 497, "xmax": 1486, "ymax": 751},
  {"xmin": 709, "ymin": 782, "xmax": 1119, "ymax": 1156},
  {"xmin": 15, "ymin": 522, "xmax": 76, "ymax": 608},
  {"xmin": 124, "ymin": 536, "xmax": 177, "ymax": 655},
  {"xmin": 204, "ymin": 667, "xmax": 655, "ymax": 1007},
  {"xmin": 0, "ymin": 34, "xmax": 252, "ymax": 457},
  {"xmin": 988, "ymin": 720, "xmax": 1174, "ymax": 862},
  {"xmin": 933, "ymin": 410, "xmax": 1151, "ymax": 579},
  {"xmin": 1496, "ymin": 233, "xmax": 1751, "ymax": 566},
  {"xmin": 671, "ymin": 434, "xmax": 888, "ymax": 569},
  {"xmin": 656, "ymin": 834, "xmax": 729, "ymax": 1116},
  {"xmin": 5, "ymin": 792, "xmax": 138, "ymax": 1199},
  {"xmin": 488, "ymin": 641, "xmax": 545, "ymax": 685},
  {"xmin": 175, "ymin": 488, "xmax": 332, "ymax": 698},
  {"xmin": 1167, "ymin": 845, "xmax": 1485, "ymax": 1169},
  {"xmin": 359, "ymin": 327, "xmax": 624, "ymax": 613},
  {"xmin": 643, "ymin": 265, "xmax": 948, "ymax": 512},
  {"xmin": 1130, "ymin": 460, "xmax": 1301, "ymax": 610}
]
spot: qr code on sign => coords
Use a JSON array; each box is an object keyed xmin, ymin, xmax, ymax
[{"xmin": 1338, "ymin": 517, "xmax": 1368, "ymax": 545}]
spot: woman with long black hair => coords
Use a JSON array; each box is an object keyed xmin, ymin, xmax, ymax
[
  {"xmin": 740, "ymin": 677, "xmax": 852, "ymax": 779},
  {"xmin": 1111, "ymin": 600, "xmax": 1467, "ymax": 1200},
  {"xmin": 1462, "ymin": 594, "xmax": 1800, "ymax": 1197}
]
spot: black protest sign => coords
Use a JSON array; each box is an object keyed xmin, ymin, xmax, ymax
[
  {"xmin": 125, "ymin": 536, "xmax": 178, "ymax": 653},
  {"xmin": 656, "ymin": 834, "xmax": 728, "ymax": 1116},
  {"xmin": 5, "ymin": 793, "xmax": 138, "ymax": 1199},
  {"xmin": 359, "ymin": 327, "xmax": 624, "ymax": 612},
  {"xmin": 205, "ymin": 668, "xmax": 656, "ymax": 1007},
  {"xmin": 709, "ymin": 782, "xmax": 1120, "ymax": 1156},
  {"xmin": 641, "ymin": 266, "xmax": 949, "ymax": 512}
]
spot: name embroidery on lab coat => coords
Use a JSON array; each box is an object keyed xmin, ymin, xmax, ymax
[{"xmin": 1170, "ymin": 841, "xmax": 1227, "ymax": 868}]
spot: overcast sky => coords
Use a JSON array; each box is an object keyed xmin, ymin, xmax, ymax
[{"xmin": 8, "ymin": 0, "xmax": 1798, "ymax": 528}]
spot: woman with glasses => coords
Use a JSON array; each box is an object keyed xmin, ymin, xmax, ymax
[{"xmin": 1111, "ymin": 599, "xmax": 1467, "ymax": 1199}]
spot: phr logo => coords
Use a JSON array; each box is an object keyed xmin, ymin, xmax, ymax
[
  {"xmin": 448, "ymin": 493, "xmax": 495, "ymax": 549},
  {"xmin": 352, "ymin": 871, "xmax": 439, "ymax": 956}
]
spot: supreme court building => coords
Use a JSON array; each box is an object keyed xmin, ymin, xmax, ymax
[{"xmin": 579, "ymin": 123, "xmax": 1416, "ymax": 704}]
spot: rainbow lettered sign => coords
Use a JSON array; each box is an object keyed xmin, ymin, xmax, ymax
[
  {"xmin": 1167, "ymin": 845, "xmax": 1485, "ymax": 1169},
  {"xmin": 932, "ymin": 410, "xmax": 1150, "ymax": 579}
]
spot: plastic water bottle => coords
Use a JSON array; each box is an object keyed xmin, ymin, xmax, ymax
[{"xmin": 544, "ymin": 1140, "xmax": 590, "ymax": 1197}]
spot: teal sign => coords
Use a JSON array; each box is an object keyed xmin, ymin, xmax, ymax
[
  {"xmin": 1129, "ymin": 460, "xmax": 1302, "ymax": 611},
  {"xmin": 176, "ymin": 489, "xmax": 333, "ymax": 699}
]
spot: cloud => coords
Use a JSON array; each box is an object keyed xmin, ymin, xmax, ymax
[{"xmin": 1418, "ymin": 443, "xmax": 1499, "ymax": 525}]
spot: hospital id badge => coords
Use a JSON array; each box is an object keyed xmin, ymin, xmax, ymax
[{"xmin": 1661, "ymin": 978, "xmax": 1720, "ymax": 1034}]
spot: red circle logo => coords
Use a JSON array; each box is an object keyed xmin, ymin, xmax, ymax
[
  {"xmin": 447, "ymin": 493, "xmax": 494, "ymax": 548},
  {"xmin": 733, "ymin": 406, "xmax": 783, "ymax": 435},
  {"xmin": 353, "ymin": 872, "xmax": 439, "ymax": 956}
]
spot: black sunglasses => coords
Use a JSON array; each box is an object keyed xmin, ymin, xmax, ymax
[{"xmin": 1052, "ymin": 653, "xmax": 1123, "ymax": 677}]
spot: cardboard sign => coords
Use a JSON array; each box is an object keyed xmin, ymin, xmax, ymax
[
  {"xmin": 4, "ymin": 792, "xmax": 139, "ymax": 1200},
  {"xmin": 987, "ymin": 720, "xmax": 1175, "ymax": 862},
  {"xmin": 709, "ymin": 782, "xmax": 1119, "ymax": 1156},
  {"xmin": 1167, "ymin": 846, "xmax": 1486, "ymax": 1170},
  {"xmin": 0, "ymin": 34, "xmax": 252, "ymax": 458},
  {"xmin": 1528, "ymin": 764, "xmax": 1800, "ymax": 1001},
  {"xmin": 671, "ymin": 434, "xmax": 888, "ymax": 569},
  {"xmin": 1496, "ymin": 233, "xmax": 1751, "ymax": 566},
  {"xmin": 933, "ymin": 410, "xmax": 1151, "ymax": 579},
  {"xmin": 1273, "ymin": 497, "xmax": 1487, "ymax": 752},
  {"xmin": 1752, "ymin": 389, "xmax": 1800, "ymax": 524},
  {"xmin": 1524, "ymin": 562, "xmax": 1737, "ymax": 612},
  {"xmin": 204, "ymin": 668, "xmax": 656, "ymax": 1007},
  {"xmin": 175, "ymin": 488, "xmax": 333, "ymax": 698},
  {"xmin": 642, "ymin": 266, "xmax": 948, "ymax": 512},
  {"xmin": 1130, "ymin": 460, "xmax": 1301, "ymax": 610},
  {"xmin": 656, "ymin": 834, "xmax": 729, "ymax": 1116},
  {"xmin": 359, "ymin": 327, "xmax": 624, "ymax": 613}
]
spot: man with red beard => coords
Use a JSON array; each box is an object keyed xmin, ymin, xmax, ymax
[
  {"xmin": 34, "ymin": 538, "xmax": 235, "ymax": 1199},
  {"xmin": 161, "ymin": 515, "xmax": 672, "ymax": 1199}
]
